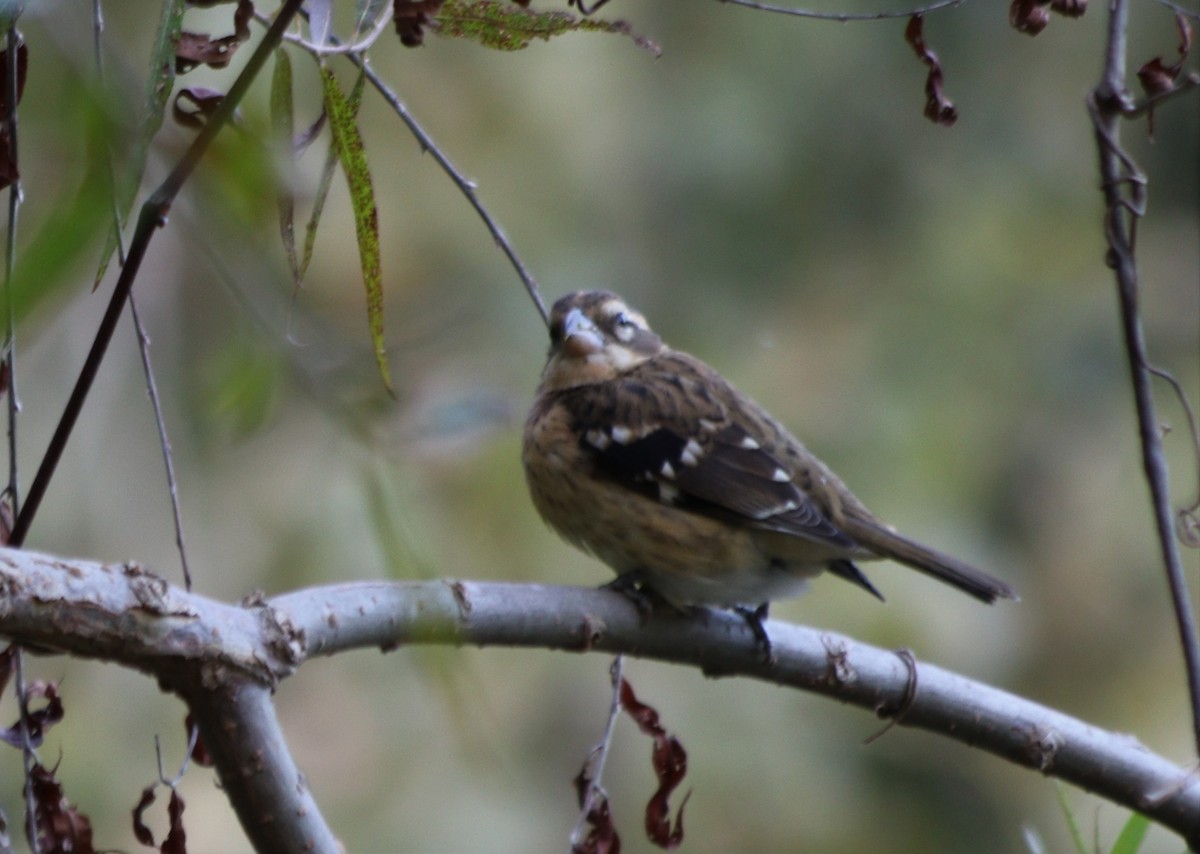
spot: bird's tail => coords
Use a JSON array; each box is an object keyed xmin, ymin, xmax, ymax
[{"xmin": 842, "ymin": 518, "xmax": 1018, "ymax": 604}]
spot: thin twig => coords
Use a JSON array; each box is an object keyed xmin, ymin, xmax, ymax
[
  {"xmin": 355, "ymin": 55, "xmax": 548, "ymax": 325},
  {"xmin": 3, "ymin": 25, "xmax": 37, "ymax": 854},
  {"xmin": 718, "ymin": 0, "xmax": 966, "ymax": 22},
  {"xmin": 13, "ymin": 648, "xmax": 39, "ymax": 854},
  {"xmin": 1089, "ymin": 0, "xmax": 1200, "ymax": 754},
  {"xmin": 1121, "ymin": 71, "xmax": 1200, "ymax": 118},
  {"xmin": 154, "ymin": 722, "xmax": 200, "ymax": 787},
  {"xmin": 256, "ymin": 9, "xmax": 549, "ymax": 325},
  {"xmin": 92, "ymin": 0, "xmax": 193, "ymax": 590},
  {"xmin": 280, "ymin": 2, "xmax": 392, "ymax": 55},
  {"xmin": 1152, "ymin": 0, "xmax": 1200, "ymax": 22},
  {"xmin": 8, "ymin": 0, "xmax": 307, "ymax": 548},
  {"xmin": 569, "ymin": 655, "xmax": 625, "ymax": 850},
  {"xmin": 128, "ymin": 297, "xmax": 193, "ymax": 589},
  {"xmin": 1147, "ymin": 364, "xmax": 1200, "ymax": 544},
  {"xmin": 2, "ymin": 26, "xmax": 18, "ymax": 522}
]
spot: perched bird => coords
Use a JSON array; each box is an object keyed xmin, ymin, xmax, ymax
[{"xmin": 523, "ymin": 290, "xmax": 1017, "ymax": 626}]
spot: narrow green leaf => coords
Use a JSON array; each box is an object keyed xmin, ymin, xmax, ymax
[
  {"xmin": 434, "ymin": 0, "xmax": 661, "ymax": 55},
  {"xmin": 320, "ymin": 66, "xmax": 392, "ymax": 395},
  {"xmin": 6, "ymin": 173, "xmax": 111, "ymax": 330},
  {"xmin": 94, "ymin": 0, "xmax": 186, "ymax": 288},
  {"xmin": 352, "ymin": 0, "xmax": 391, "ymax": 39},
  {"xmin": 299, "ymin": 139, "xmax": 338, "ymax": 284},
  {"xmin": 6, "ymin": 93, "xmax": 118, "ymax": 330},
  {"xmin": 1108, "ymin": 812, "xmax": 1150, "ymax": 854},
  {"xmin": 270, "ymin": 48, "xmax": 300, "ymax": 289},
  {"xmin": 1053, "ymin": 783, "xmax": 1089, "ymax": 854}
]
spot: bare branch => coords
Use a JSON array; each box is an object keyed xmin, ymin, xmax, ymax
[
  {"xmin": 0, "ymin": 547, "xmax": 1195, "ymax": 847},
  {"xmin": 180, "ymin": 679, "xmax": 338, "ymax": 853},
  {"xmin": 1088, "ymin": 0, "xmax": 1200, "ymax": 754},
  {"xmin": 718, "ymin": 0, "xmax": 967, "ymax": 22}
]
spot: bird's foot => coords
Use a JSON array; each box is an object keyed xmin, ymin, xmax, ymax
[
  {"xmin": 602, "ymin": 570, "xmax": 670, "ymax": 624},
  {"xmin": 733, "ymin": 602, "xmax": 774, "ymax": 664}
]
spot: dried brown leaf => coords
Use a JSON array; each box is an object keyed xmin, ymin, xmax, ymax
[
  {"xmin": 1137, "ymin": 11, "xmax": 1192, "ymax": 98},
  {"xmin": 1, "ymin": 679, "xmax": 65, "ymax": 748},
  {"xmin": 185, "ymin": 715, "xmax": 213, "ymax": 767},
  {"xmin": 394, "ymin": 0, "xmax": 446, "ymax": 47},
  {"xmin": 1136, "ymin": 12, "xmax": 1193, "ymax": 136},
  {"xmin": 905, "ymin": 15, "xmax": 957, "ymax": 126},
  {"xmin": 177, "ymin": 0, "xmax": 253, "ymax": 72},
  {"xmin": 163, "ymin": 789, "xmax": 187, "ymax": 854},
  {"xmin": 1049, "ymin": 0, "xmax": 1086, "ymax": 18},
  {"xmin": 30, "ymin": 762, "xmax": 95, "ymax": 854},
  {"xmin": 0, "ymin": 42, "xmax": 27, "ymax": 190},
  {"xmin": 173, "ymin": 86, "xmax": 226, "ymax": 129},
  {"xmin": 619, "ymin": 679, "xmax": 689, "ymax": 849},
  {"xmin": 1010, "ymin": 0, "xmax": 1051, "ymax": 35},
  {"xmin": 132, "ymin": 786, "xmax": 158, "ymax": 846},
  {"xmin": 571, "ymin": 770, "xmax": 621, "ymax": 854}
]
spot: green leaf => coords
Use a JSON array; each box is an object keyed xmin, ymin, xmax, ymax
[
  {"xmin": 1108, "ymin": 812, "xmax": 1149, "ymax": 854},
  {"xmin": 270, "ymin": 48, "xmax": 299, "ymax": 289},
  {"xmin": 434, "ymin": 0, "xmax": 661, "ymax": 54},
  {"xmin": 5, "ymin": 91, "xmax": 118, "ymax": 331},
  {"xmin": 94, "ymin": 0, "xmax": 186, "ymax": 288},
  {"xmin": 5, "ymin": 174, "xmax": 111, "ymax": 330},
  {"xmin": 352, "ymin": 0, "xmax": 391, "ymax": 39},
  {"xmin": 1053, "ymin": 783, "xmax": 1088, "ymax": 854},
  {"xmin": 200, "ymin": 338, "xmax": 281, "ymax": 438},
  {"xmin": 300, "ymin": 138, "xmax": 339, "ymax": 286},
  {"xmin": 320, "ymin": 65, "xmax": 393, "ymax": 396}
]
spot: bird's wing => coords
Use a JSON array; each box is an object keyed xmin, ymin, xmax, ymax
[{"xmin": 562, "ymin": 359, "xmax": 857, "ymax": 552}]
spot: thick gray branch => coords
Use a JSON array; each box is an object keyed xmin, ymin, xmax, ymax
[{"xmin": 0, "ymin": 547, "xmax": 1196, "ymax": 848}]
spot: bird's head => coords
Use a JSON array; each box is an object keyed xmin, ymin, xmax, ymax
[{"xmin": 539, "ymin": 290, "xmax": 666, "ymax": 391}]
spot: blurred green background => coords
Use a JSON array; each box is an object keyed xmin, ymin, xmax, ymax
[{"xmin": 1, "ymin": 1, "xmax": 1197, "ymax": 851}]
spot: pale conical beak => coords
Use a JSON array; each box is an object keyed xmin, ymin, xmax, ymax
[{"xmin": 561, "ymin": 308, "xmax": 604, "ymax": 358}]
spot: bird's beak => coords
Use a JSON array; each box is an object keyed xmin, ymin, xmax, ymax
[{"xmin": 561, "ymin": 308, "xmax": 604, "ymax": 358}]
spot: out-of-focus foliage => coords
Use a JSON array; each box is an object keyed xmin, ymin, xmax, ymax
[{"xmin": 0, "ymin": 1, "xmax": 1195, "ymax": 852}]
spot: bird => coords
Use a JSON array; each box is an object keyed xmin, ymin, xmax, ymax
[{"xmin": 522, "ymin": 290, "xmax": 1017, "ymax": 635}]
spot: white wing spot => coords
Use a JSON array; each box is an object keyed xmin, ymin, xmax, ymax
[
  {"xmin": 660, "ymin": 461, "xmax": 676, "ymax": 479},
  {"xmin": 659, "ymin": 483, "xmax": 681, "ymax": 504},
  {"xmin": 772, "ymin": 467, "xmax": 791, "ymax": 483},
  {"xmin": 681, "ymin": 439, "xmax": 703, "ymax": 466},
  {"xmin": 739, "ymin": 435, "xmax": 761, "ymax": 450},
  {"xmin": 585, "ymin": 429, "xmax": 610, "ymax": 450},
  {"xmin": 610, "ymin": 425, "xmax": 633, "ymax": 445}
]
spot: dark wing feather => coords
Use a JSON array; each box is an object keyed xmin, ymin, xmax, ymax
[
  {"xmin": 561, "ymin": 363, "xmax": 857, "ymax": 552},
  {"xmin": 674, "ymin": 424, "xmax": 856, "ymax": 549}
]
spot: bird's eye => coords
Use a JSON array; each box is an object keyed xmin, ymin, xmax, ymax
[{"xmin": 612, "ymin": 312, "xmax": 638, "ymax": 342}]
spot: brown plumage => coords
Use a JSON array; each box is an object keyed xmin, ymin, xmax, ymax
[{"xmin": 523, "ymin": 290, "xmax": 1017, "ymax": 609}]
